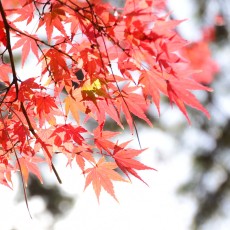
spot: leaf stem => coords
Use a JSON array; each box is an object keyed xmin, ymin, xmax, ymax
[{"xmin": 20, "ymin": 102, "xmax": 62, "ymax": 184}]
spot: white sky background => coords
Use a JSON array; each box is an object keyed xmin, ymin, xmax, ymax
[{"xmin": 1, "ymin": 0, "xmax": 229, "ymax": 230}]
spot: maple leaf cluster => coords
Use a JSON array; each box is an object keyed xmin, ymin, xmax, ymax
[{"xmin": 0, "ymin": 0, "xmax": 216, "ymax": 201}]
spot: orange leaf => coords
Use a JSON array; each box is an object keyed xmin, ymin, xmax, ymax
[
  {"xmin": 17, "ymin": 157, "xmax": 43, "ymax": 186},
  {"xmin": 84, "ymin": 157, "xmax": 127, "ymax": 202},
  {"xmin": 64, "ymin": 95, "xmax": 81, "ymax": 124}
]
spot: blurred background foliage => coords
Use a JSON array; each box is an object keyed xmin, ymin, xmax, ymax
[{"xmin": 174, "ymin": 1, "xmax": 230, "ymax": 229}]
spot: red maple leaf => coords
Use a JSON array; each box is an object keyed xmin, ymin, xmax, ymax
[
  {"xmin": 112, "ymin": 142, "xmax": 155, "ymax": 185},
  {"xmin": 84, "ymin": 157, "xmax": 127, "ymax": 202},
  {"xmin": 0, "ymin": 21, "xmax": 7, "ymax": 46},
  {"xmin": 12, "ymin": 34, "xmax": 39, "ymax": 67},
  {"xmin": 115, "ymin": 84, "xmax": 152, "ymax": 132},
  {"xmin": 49, "ymin": 124, "xmax": 87, "ymax": 146},
  {"xmin": 13, "ymin": 2, "xmax": 34, "ymax": 25},
  {"xmin": 73, "ymin": 145, "xmax": 95, "ymax": 172},
  {"xmin": 37, "ymin": 8, "xmax": 67, "ymax": 42},
  {"xmin": 93, "ymin": 123, "xmax": 120, "ymax": 152},
  {"xmin": 34, "ymin": 93, "xmax": 58, "ymax": 116},
  {"xmin": 166, "ymin": 79, "xmax": 211, "ymax": 122}
]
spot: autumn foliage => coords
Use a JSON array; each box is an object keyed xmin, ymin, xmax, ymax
[{"xmin": 0, "ymin": 0, "xmax": 216, "ymax": 201}]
